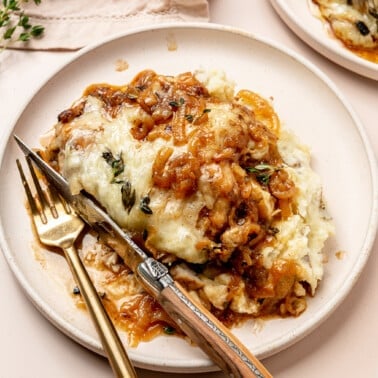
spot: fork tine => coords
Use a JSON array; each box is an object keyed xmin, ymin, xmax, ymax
[
  {"xmin": 32, "ymin": 150, "xmax": 72, "ymax": 216},
  {"xmin": 16, "ymin": 154, "xmax": 137, "ymax": 378},
  {"xmin": 16, "ymin": 159, "xmax": 47, "ymax": 224},
  {"xmin": 26, "ymin": 156, "xmax": 58, "ymax": 219},
  {"xmin": 48, "ymin": 179, "xmax": 71, "ymax": 216}
]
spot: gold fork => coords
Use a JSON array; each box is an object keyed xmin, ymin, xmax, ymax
[{"xmin": 17, "ymin": 156, "xmax": 137, "ymax": 378}]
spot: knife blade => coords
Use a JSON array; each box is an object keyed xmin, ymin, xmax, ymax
[{"xmin": 14, "ymin": 134, "xmax": 272, "ymax": 378}]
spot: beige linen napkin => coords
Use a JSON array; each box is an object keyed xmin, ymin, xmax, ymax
[{"xmin": 9, "ymin": 0, "xmax": 209, "ymax": 50}]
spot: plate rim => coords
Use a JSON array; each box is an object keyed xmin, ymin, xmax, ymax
[
  {"xmin": 270, "ymin": 0, "xmax": 378, "ymax": 80},
  {"xmin": 0, "ymin": 22, "xmax": 377, "ymax": 373}
]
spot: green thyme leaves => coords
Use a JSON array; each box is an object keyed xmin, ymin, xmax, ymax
[
  {"xmin": 102, "ymin": 151, "xmax": 125, "ymax": 178},
  {"xmin": 102, "ymin": 149, "xmax": 154, "ymax": 215},
  {"xmin": 185, "ymin": 114, "xmax": 194, "ymax": 122},
  {"xmin": 102, "ymin": 150, "xmax": 134, "ymax": 212},
  {"xmin": 1, "ymin": 0, "xmax": 45, "ymax": 48},
  {"xmin": 163, "ymin": 325, "xmax": 176, "ymax": 335},
  {"xmin": 184, "ymin": 108, "xmax": 211, "ymax": 124},
  {"xmin": 121, "ymin": 181, "xmax": 136, "ymax": 213},
  {"xmin": 169, "ymin": 97, "xmax": 185, "ymax": 108},
  {"xmin": 140, "ymin": 195, "xmax": 153, "ymax": 214},
  {"xmin": 245, "ymin": 164, "xmax": 278, "ymax": 185},
  {"xmin": 102, "ymin": 151, "xmax": 116, "ymax": 165}
]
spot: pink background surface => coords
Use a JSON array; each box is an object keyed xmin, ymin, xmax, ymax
[{"xmin": 0, "ymin": 1, "xmax": 377, "ymax": 377}]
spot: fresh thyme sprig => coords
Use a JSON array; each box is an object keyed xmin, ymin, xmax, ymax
[
  {"xmin": 245, "ymin": 164, "xmax": 278, "ymax": 185},
  {"xmin": 102, "ymin": 150, "xmax": 125, "ymax": 178},
  {"xmin": 0, "ymin": 0, "xmax": 44, "ymax": 49}
]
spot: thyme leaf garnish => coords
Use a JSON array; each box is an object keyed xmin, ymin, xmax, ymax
[
  {"xmin": 169, "ymin": 100, "xmax": 179, "ymax": 107},
  {"xmin": 140, "ymin": 195, "xmax": 153, "ymax": 214},
  {"xmin": 121, "ymin": 181, "xmax": 136, "ymax": 213},
  {"xmin": 163, "ymin": 325, "xmax": 176, "ymax": 335},
  {"xmin": 102, "ymin": 150, "xmax": 137, "ymax": 213},
  {"xmin": 185, "ymin": 114, "xmax": 194, "ymax": 122},
  {"xmin": 102, "ymin": 151, "xmax": 125, "ymax": 177},
  {"xmin": 112, "ymin": 158, "xmax": 124, "ymax": 177},
  {"xmin": 169, "ymin": 97, "xmax": 185, "ymax": 108},
  {"xmin": 1, "ymin": 0, "xmax": 44, "ymax": 49},
  {"xmin": 102, "ymin": 151, "xmax": 114, "ymax": 165},
  {"xmin": 184, "ymin": 107, "xmax": 211, "ymax": 124},
  {"xmin": 246, "ymin": 164, "xmax": 277, "ymax": 185},
  {"xmin": 355, "ymin": 20, "xmax": 370, "ymax": 36}
]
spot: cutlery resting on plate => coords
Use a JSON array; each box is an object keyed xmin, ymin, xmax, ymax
[{"xmin": 14, "ymin": 68, "xmax": 335, "ymax": 377}]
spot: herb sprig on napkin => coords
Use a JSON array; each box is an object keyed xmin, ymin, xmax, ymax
[{"xmin": 0, "ymin": 0, "xmax": 44, "ymax": 49}]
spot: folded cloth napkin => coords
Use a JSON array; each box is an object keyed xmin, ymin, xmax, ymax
[{"xmin": 8, "ymin": 0, "xmax": 209, "ymax": 50}]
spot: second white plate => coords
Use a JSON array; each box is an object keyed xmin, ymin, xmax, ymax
[{"xmin": 270, "ymin": 0, "xmax": 378, "ymax": 80}]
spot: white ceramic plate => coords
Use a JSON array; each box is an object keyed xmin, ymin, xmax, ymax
[
  {"xmin": 270, "ymin": 0, "xmax": 378, "ymax": 80},
  {"xmin": 0, "ymin": 24, "xmax": 377, "ymax": 373}
]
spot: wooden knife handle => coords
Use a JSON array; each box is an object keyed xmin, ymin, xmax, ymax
[{"xmin": 158, "ymin": 281, "xmax": 272, "ymax": 378}]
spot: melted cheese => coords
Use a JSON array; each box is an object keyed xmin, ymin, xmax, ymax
[
  {"xmin": 44, "ymin": 70, "xmax": 334, "ymax": 327},
  {"xmin": 63, "ymin": 96, "xmax": 208, "ymax": 263}
]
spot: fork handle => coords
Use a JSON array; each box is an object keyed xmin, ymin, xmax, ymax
[{"xmin": 63, "ymin": 245, "xmax": 137, "ymax": 378}]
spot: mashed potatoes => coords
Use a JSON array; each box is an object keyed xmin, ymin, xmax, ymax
[{"xmin": 42, "ymin": 69, "xmax": 334, "ymax": 344}]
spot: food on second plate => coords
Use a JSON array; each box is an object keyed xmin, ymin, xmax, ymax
[
  {"xmin": 40, "ymin": 69, "xmax": 334, "ymax": 346},
  {"xmin": 311, "ymin": 0, "xmax": 378, "ymax": 62}
]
